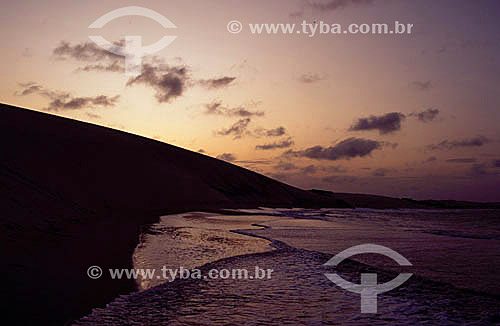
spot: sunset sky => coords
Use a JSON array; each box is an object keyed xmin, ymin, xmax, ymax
[{"xmin": 1, "ymin": 0, "xmax": 500, "ymax": 201}]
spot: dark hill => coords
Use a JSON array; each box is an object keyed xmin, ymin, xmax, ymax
[{"xmin": 0, "ymin": 103, "xmax": 348, "ymax": 325}]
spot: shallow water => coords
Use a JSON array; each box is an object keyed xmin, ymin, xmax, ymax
[
  {"xmin": 75, "ymin": 208, "xmax": 500, "ymax": 325},
  {"xmin": 133, "ymin": 212, "xmax": 279, "ymax": 289},
  {"xmin": 75, "ymin": 249, "xmax": 500, "ymax": 325},
  {"xmin": 247, "ymin": 208, "xmax": 500, "ymax": 296}
]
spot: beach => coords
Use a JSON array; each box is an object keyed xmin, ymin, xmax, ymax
[
  {"xmin": 0, "ymin": 104, "xmax": 349, "ymax": 325},
  {"xmin": 74, "ymin": 208, "xmax": 500, "ymax": 325},
  {"xmin": 2, "ymin": 105, "xmax": 499, "ymax": 325},
  {"xmin": 133, "ymin": 212, "xmax": 278, "ymax": 290}
]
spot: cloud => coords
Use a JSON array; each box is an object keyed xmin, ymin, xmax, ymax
[
  {"xmin": 255, "ymin": 126, "xmax": 287, "ymax": 137},
  {"xmin": 349, "ymin": 109, "xmax": 439, "ymax": 135},
  {"xmin": 427, "ymin": 136, "xmax": 490, "ymax": 151},
  {"xmin": 286, "ymin": 137, "xmax": 385, "ymax": 161},
  {"xmin": 322, "ymin": 165, "xmax": 348, "ymax": 174},
  {"xmin": 309, "ymin": 0, "xmax": 375, "ymax": 11},
  {"xmin": 17, "ymin": 82, "xmax": 43, "ymax": 96},
  {"xmin": 53, "ymin": 41, "xmax": 232, "ymax": 103},
  {"xmin": 17, "ymin": 82, "xmax": 65, "ymax": 98},
  {"xmin": 16, "ymin": 82, "xmax": 120, "ymax": 111},
  {"xmin": 422, "ymin": 156, "xmax": 437, "ymax": 164},
  {"xmin": 53, "ymin": 40, "xmax": 125, "ymax": 62},
  {"xmin": 53, "ymin": 41, "xmax": 128, "ymax": 73},
  {"xmin": 322, "ymin": 175, "xmax": 358, "ymax": 184},
  {"xmin": 445, "ymin": 158, "xmax": 477, "ymax": 163},
  {"xmin": 236, "ymin": 159, "xmax": 272, "ymax": 165},
  {"xmin": 468, "ymin": 163, "xmax": 496, "ymax": 177},
  {"xmin": 48, "ymin": 95, "xmax": 119, "ymax": 111},
  {"xmin": 301, "ymin": 165, "xmax": 317, "ymax": 175},
  {"xmin": 86, "ymin": 112, "xmax": 102, "ymax": 119},
  {"xmin": 53, "ymin": 41, "xmax": 127, "ymax": 73},
  {"xmin": 349, "ymin": 112, "xmax": 405, "ymax": 135},
  {"xmin": 256, "ymin": 138, "xmax": 294, "ymax": 150},
  {"xmin": 216, "ymin": 153, "xmax": 237, "ymax": 162},
  {"xmin": 291, "ymin": 0, "xmax": 374, "ymax": 18},
  {"xmin": 274, "ymin": 162, "xmax": 298, "ymax": 171},
  {"xmin": 204, "ymin": 101, "xmax": 264, "ymax": 117},
  {"xmin": 78, "ymin": 61, "xmax": 124, "ymax": 73},
  {"xmin": 409, "ymin": 108, "xmax": 440, "ymax": 123},
  {"xmin": 126, "ymin": 63, "xmax": 189, "ymax": 103},
  {"xmin": 372, "ymin": 168, "xmax": 396, "ymax": 177},
  {"xmin": 216, "ymin": 118, "xmax": 252, "ymax": 139},
  {"xmin": 215, "ymin": 119, "xmax": 287, "ymax": 140},
  {"xmin": 199, "ymin": 77, "xmax": 236, "ymax": 89},
  {"xmin": 411, "ymin": 80, "xmax": 433, "ymax": 91},
  {"xmin": 297, "ymin": 73, "xmax": 326, "ymax": 84}
]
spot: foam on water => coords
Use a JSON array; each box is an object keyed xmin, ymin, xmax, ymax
[{"xmin": 74, "ymin": 208, "xmax": 500, "ymax": 325}]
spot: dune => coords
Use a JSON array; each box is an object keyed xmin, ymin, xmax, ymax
[
  {"xmin": 2, "ymin": 103, "xmax": 497, "ymax": 325},
  {"xmin": 0, "ymin": 103, "xmax": 349, "ymax": 325}
]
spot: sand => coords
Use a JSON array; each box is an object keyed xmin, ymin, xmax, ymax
[{"xmin": 133, "ymin": 212, "xmax": 280, "ymax": 289}]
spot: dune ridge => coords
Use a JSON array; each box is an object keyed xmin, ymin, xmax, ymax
[
  {"xmin": 2, "ymin": 103, "xmax": 497, "ymax": 325},
  {"xmin": 0, "ymin": 103, "xmax": 348, "ymax": 325}
]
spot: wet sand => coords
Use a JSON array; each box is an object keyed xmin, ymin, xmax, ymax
[{"xmin": 133, "ymin": 212, "xmax": 282, "ymax": 289}]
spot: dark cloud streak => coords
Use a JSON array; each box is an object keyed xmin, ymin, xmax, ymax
[
  {"xmin": 216, "ymin": 153, "xmax": 237, "ymax": 162},
  {"xmin": 16, "ymin": 82, "xmax": 120, "ymax": 111},
  {"xmin": 126, "ymin": 64, "xmax": 189, "ymax": 103},
  {"xmin": 53, "ymin": 41, "xmax": 125, "ymax": 62},
  {"xmin": 446, "ymin": 158, "xmax": 477, "ymax": 163},
  {"xmin": 411, "ymin": 80, "xmax": 433, "ymax": 91},
  {"xmin": 409, "ymin": 108, "xmax": 440, "ymax": 123},
  {"xmin": 256, "ymin": 138, "xmax": 294, "ymax": 150},
  {"xmin": 286, "ymin": 137, "xmax": 385, "ymax": 161},
  {"xmin": 309, "ymin": 0, "xmax": 375, "ymax": 11},
  {"xmin": 322, "ymin": 175, "xmax": 358, "ymax": 184},
  {"xmin": 199, "ymin": 77, "xmax": 236, "ymax": 89},
  {"xmin": 205, "ymin": 102, "xmax": 264, "ymax": 117},
  {"xmin": 297, "ymin": 73, "xmax": 326, "ymax": 84},
  {"xmin": 53, "ymin": 41, "xmax": 237, "ymax": 104},
  {"xmin": 349, "ymin": 112, "xmax": 405, "ymax": 135},
  {"xmin": 427, "ymin": 136, "xmax": 490, "ymax": 151},
  {"xmin": 216, "ymin": 118, "xmax": 252, "ymax": 139},
  {"xmin": 255, "ymin": 126, "xmax": 287, "ymax": 137}
]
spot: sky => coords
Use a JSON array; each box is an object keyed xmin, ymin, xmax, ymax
[{"xmin": 1, "ymin": 0, "xmax": 500, "ymax": 201}]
